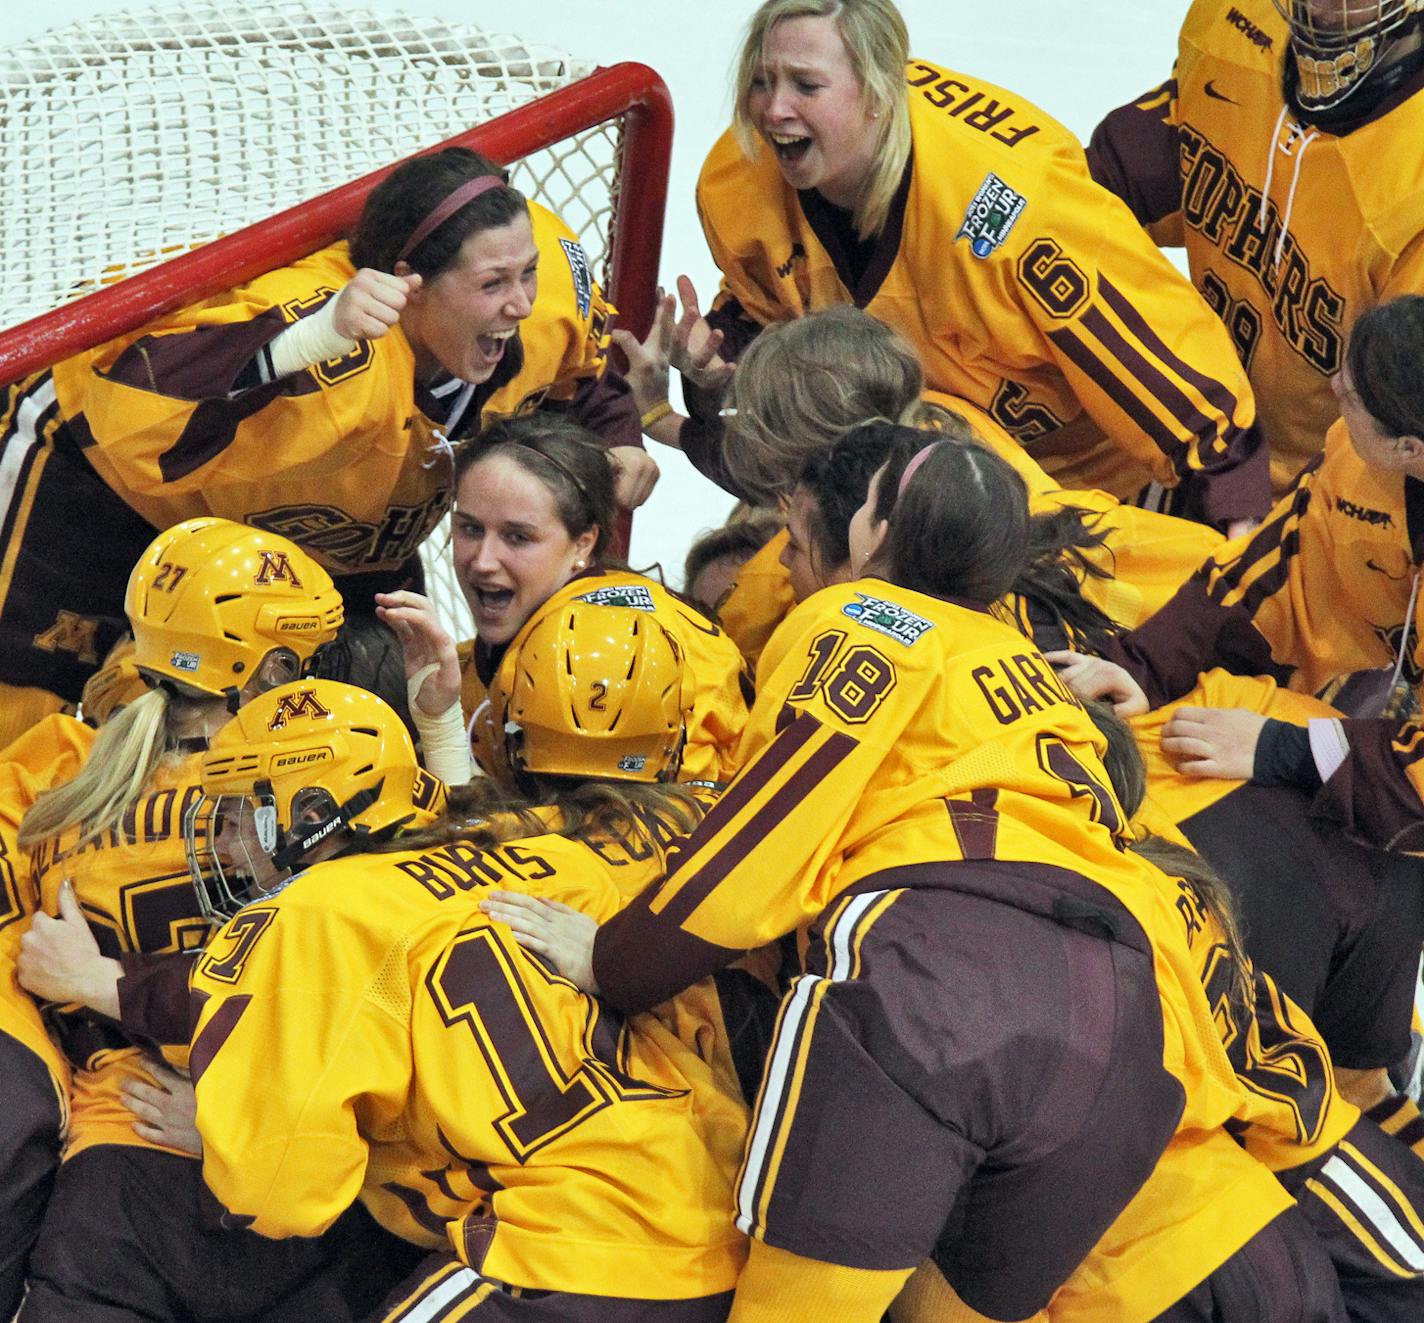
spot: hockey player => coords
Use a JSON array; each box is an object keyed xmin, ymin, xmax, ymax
[
  {"xmin": 0, "ymin": 147, "xmax": 654, "ymax": 743},
  {"xmin": 10, "ymin": 519, "xmax": 417, "ymax": 1322},
  {"xmin": 393, "ymin": 414, "xmax": 750, "ymax": 789},
  {"xmin": 658, "ymin": 0, "xmax": 1268, "ymax": 542},
  {"xmin": 182, "ymin": 651, "xmax": 752, "ymax": 1318},
  {"xmin": 489, "ymin": 434, "xmax": 1342, "ymax": 1322},
  {"xmin": 1089, "ymin": 0, "xmax": 1424, "ymax": 494}
]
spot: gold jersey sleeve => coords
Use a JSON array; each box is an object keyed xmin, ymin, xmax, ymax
[
  {"xmin": 461, "ymin": 571, "xmax": 751, "ymax": 787},
  {"xmin": 1119, "ymin": 421, "xmax": 1423, "ymax": 707},
  {"xmin": 716, "ymin": 529, "xmax": 798, "ymax": 674},
  {"xmin": 48, "ymin": 204, "xmax": 612, "ymax": 578},
  {"xmin": 0, "ymin": 715, "xmax": 95, "ymax": 1112},
  {"xmin": 27, "ymin": 753, "xmax": 214, "ymax": 1159},
  {"xmin": 698, "ymin": 60, "xmax": 1263, "ymax": 522},
  {"xmin": 189, "ymin": 826, "xmax": 747, "ymax": 1298}
]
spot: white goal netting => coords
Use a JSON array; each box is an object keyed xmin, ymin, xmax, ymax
[{"xmin": 0, "ymin": 0, "xmax": 634, "ymax": 639}]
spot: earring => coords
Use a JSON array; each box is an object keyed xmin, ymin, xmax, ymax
[{"xmin": 574, "ymin": 559, "xmax": 587, "ymax": 571}]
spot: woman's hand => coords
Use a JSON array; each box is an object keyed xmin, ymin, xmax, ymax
[
  {"xmin": 668, "ymin": 275, "xmax": 735, "ymax": 393},
  {"xmin": 480, "ymin": 891, "xmax": 599, "ymax": 995},
  {"xmin": 1160, "ymin": 706, "xmax": 1265, "ymax": 780},
  {"xmin": 610, "ymin": 289, "xmax": 675, "ymax": 417},
  {"xmin": 17, "ymin": 880, "xmax": 121, "ymax": 1019},
  {"xmin": 608, "ymin": 446, "xmax": 661, "ymax": 509},
  {"xmin": 332, "ymin": 269, "xmax": 422, "ymax": 341},
  {"xmin": 122, "ymin": 1060, "xmax": 202, "ymax": 1156},
  {"xmin": 374, "ymin": 591, "xmax": 461, "ymax": 717},
  {"xmin": 1044, "ymin": 651, "xmax": 1149, "ymax": 717}
]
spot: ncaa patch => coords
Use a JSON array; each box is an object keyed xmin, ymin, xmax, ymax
[
  {"xmin": 560, "ymin": 237, "xmax": 593, "ymax": 318},
  {"xmin": 957, "ymin": 173, "xmax": 1027, "ymax": 258},
  {"xmin": 170, "ymin": 650, "xmax": 201, "ymax": 672},
  {"xmin": 576, "ymin": 584, "xmax": 656, "ymax": 612},
  {"xmin": 841, "ymin": 593, "xmax": 935, "ymax": 647}
]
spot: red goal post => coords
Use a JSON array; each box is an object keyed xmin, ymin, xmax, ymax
[
  {"xmin": 0, "ymin": 60, "xmax": 673, "ymax": 382},
  {"xmin": 0, "ymin": 11, "xmax": 672, "ymax": 638}
]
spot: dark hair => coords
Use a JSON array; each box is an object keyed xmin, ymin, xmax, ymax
[
  {"xmin": 455, "ymin": 414, "xmax": 616, "ymax": 561},
  {"xmin": 1005, "ymin": 508, "xmax": 1122, "ymax": 655},
  {"xmin": 1347, "ymin": 296, "xmax": 1424, "ymax": 441},
  {"xmin": 310, "ymin": 615, "xmax": 415, "ymax": 740},
  {"xmin": 793, "ymin": 421, "xmax": 916, "ymax": 581},
  {"xmin": 350, "ymin": 147, "xmax": 528, "ymax": 278},
  {"xmin": 866, "ymin": 423, "xmax": 1030, "ymax": 604},
  {"xmin": 682, "ymin": 511, "xmax": 784, "ymax": 599}
]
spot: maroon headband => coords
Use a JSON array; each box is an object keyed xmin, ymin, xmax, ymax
[{"xmin": 396, "ymin": 174, "xmax": 505, "ymax": 264}]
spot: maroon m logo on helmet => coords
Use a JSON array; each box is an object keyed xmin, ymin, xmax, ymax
[
  {"xmin": 266, "ymin": 688, "xmax": 332, "ymax": 731},
  {"xmin": 254, "ymin": 551, "xmax": 304, "ymax": 588}
]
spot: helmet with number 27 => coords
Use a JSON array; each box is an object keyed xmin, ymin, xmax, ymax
[{"xmin": 126, "ymin": 517, "xmax": 344, "ymax": 708}]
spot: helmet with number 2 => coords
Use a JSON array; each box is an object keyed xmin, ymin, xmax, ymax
[
  {"xmin": 489, "ymin": 602, "xmax": 689, "ymax": 786},
  {"xmin": 185, "ymin": 679, "xmax": 447, "ymax": 921},
  {"xmin": 126, "ymin": 517, "xmax": 344, "ymax": 708},
  {"xmin": 1275, "ymin": 0, "xmax": 1424, "ymax": 109}
]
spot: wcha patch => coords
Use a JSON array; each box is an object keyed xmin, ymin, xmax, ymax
[
  {"xmin": 560, "ymin": 238, "xmax": 593, "ymax": 318},
  {"xmin": 957, "ymin": 173, "xmax": 1027, "ymax": 258},
  {"xmin": 170, "ymin": 650, "xmax": 201, "ymax": 672},
  {"xmin": 576, "ymin": 584, "xmax": 657, "ymax": 612},
  {"xmin": 841, "ymin": 593, "xmax": 935, "ymax": 647}
]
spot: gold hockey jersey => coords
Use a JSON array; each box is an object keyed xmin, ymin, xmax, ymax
[
  {"xmin": 188, "ymin": 821, "xmax": 748, "ymax": 1299},
  {"xmin": 0, "ymin": 715, "xmax": 95, "ymax": 1120},
  {"xmin": 50, "ymin": 203, "xmax": 613, "ymax": 578},
  {"xmin": 1094, "ymin": 0, "xmax": 1424, "ymax": 492},
  {"xmin": 27, "ymin": 753, "xmax": 213, "ymax": 1159},
  {"xmin": 698, "ymin": 61, "xmax": 1265, "ymax": 523},
  {"xmin": 460, "ymin": 570, "xmax": 751, "ymax": 788}
]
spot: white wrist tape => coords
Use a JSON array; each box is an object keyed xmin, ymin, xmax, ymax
[
  {"xmin": 268, "ymin": 296, "xmax": 360, "ymax": 376},
  {"xmin": 408, "ymin": 663, "xmax": 474, "ymax": 786}
]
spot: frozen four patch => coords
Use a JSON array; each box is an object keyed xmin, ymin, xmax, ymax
[
  {"xmin": 170, "ymin": 650, "xmax": 201, "ymax": 672},
  {"xmin": 841, "ymin": 594, "xmax": 935, "ymax": 646},
  {"xmin": 576, "ymin": 584, "xmax": 657, "ymax": 612},
  {"xmin": 560, "ymin": 238, "xmax": 593, "ymax": 317},
  {"xmin": 957, "ymin": 173, "xmax": 1027, "ymax": 258}
]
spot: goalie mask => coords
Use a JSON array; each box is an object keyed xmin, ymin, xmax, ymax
[
  {"xmin": 185, "ymin": 680, "xmax": 446, "ymax": 921},
  {"xmin": 1275, "ymin": 0, "xmax": 1424, "ymax": 109},
  {"xmin": 484, "ymin": 601, "xmax": 689, "ymax": 786},
  {"xmin": 127, "ymin": 517, "xmax": 344, "ymax": 710}
]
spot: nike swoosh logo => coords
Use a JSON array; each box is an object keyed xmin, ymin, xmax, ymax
[
  {"xmin": 1204, "ymin": 80, "xmax": 1237, "ymax": 104},
  {"xmin": 1366, "ymin": 558, "xmax": 1408, "ymax": 581}
]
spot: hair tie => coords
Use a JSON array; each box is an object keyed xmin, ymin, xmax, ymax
[
  {"xmin": 896, "ymin": 442, "xmax": 940, "ymax": 500},
  {"xmin": 397, "ymin": 174, "xmax": 506, "ymax": 265}
]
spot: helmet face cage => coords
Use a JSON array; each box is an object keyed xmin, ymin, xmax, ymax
[
  {"xmin": 1275, "ymin": 0, "xmax": 1424, "ymax": 108},
  {"xmin": 184, "ymin": 791, "xmax": 290, "ymax": 924}
]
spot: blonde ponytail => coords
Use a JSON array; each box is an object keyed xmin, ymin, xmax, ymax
[{"xmin": 19, "ymin": 688, "xmax": 173, "ymax": 850}]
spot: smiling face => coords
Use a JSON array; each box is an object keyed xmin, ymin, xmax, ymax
[
  {"xmin": 399, "ymin": 212, "xmax": 538, "ymax": 383},
  {"xmin": 452, "ymin": 453, "xmax": 599, "ymax": 645},
  {"xmin": 781, "ymin": 484, "xmax": 847, "ymax": 601},
  {"xmin": 745, "ymin": 14, "xmax": 880, "ymax": 207}
]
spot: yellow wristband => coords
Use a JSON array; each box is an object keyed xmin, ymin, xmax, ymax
[{"xmin": 640, "ymin": 400, "xmax": 674, "ymax": 430}]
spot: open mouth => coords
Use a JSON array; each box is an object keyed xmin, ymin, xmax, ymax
[
  {"xmin": 472, "ymin": 585, "xmax": 515, "ymax": 616},
  {"xmin": 768, "ymin": 131, "xmax": 812, "ymax": 165},
  {"xmin": 476, "ymin": 328, "xmax": 518, "ymax": 361}
]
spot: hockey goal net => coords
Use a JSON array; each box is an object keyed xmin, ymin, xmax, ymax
[{"xmin": 0, "ymin": 0, "xmax": 672, "ymax": 639}]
